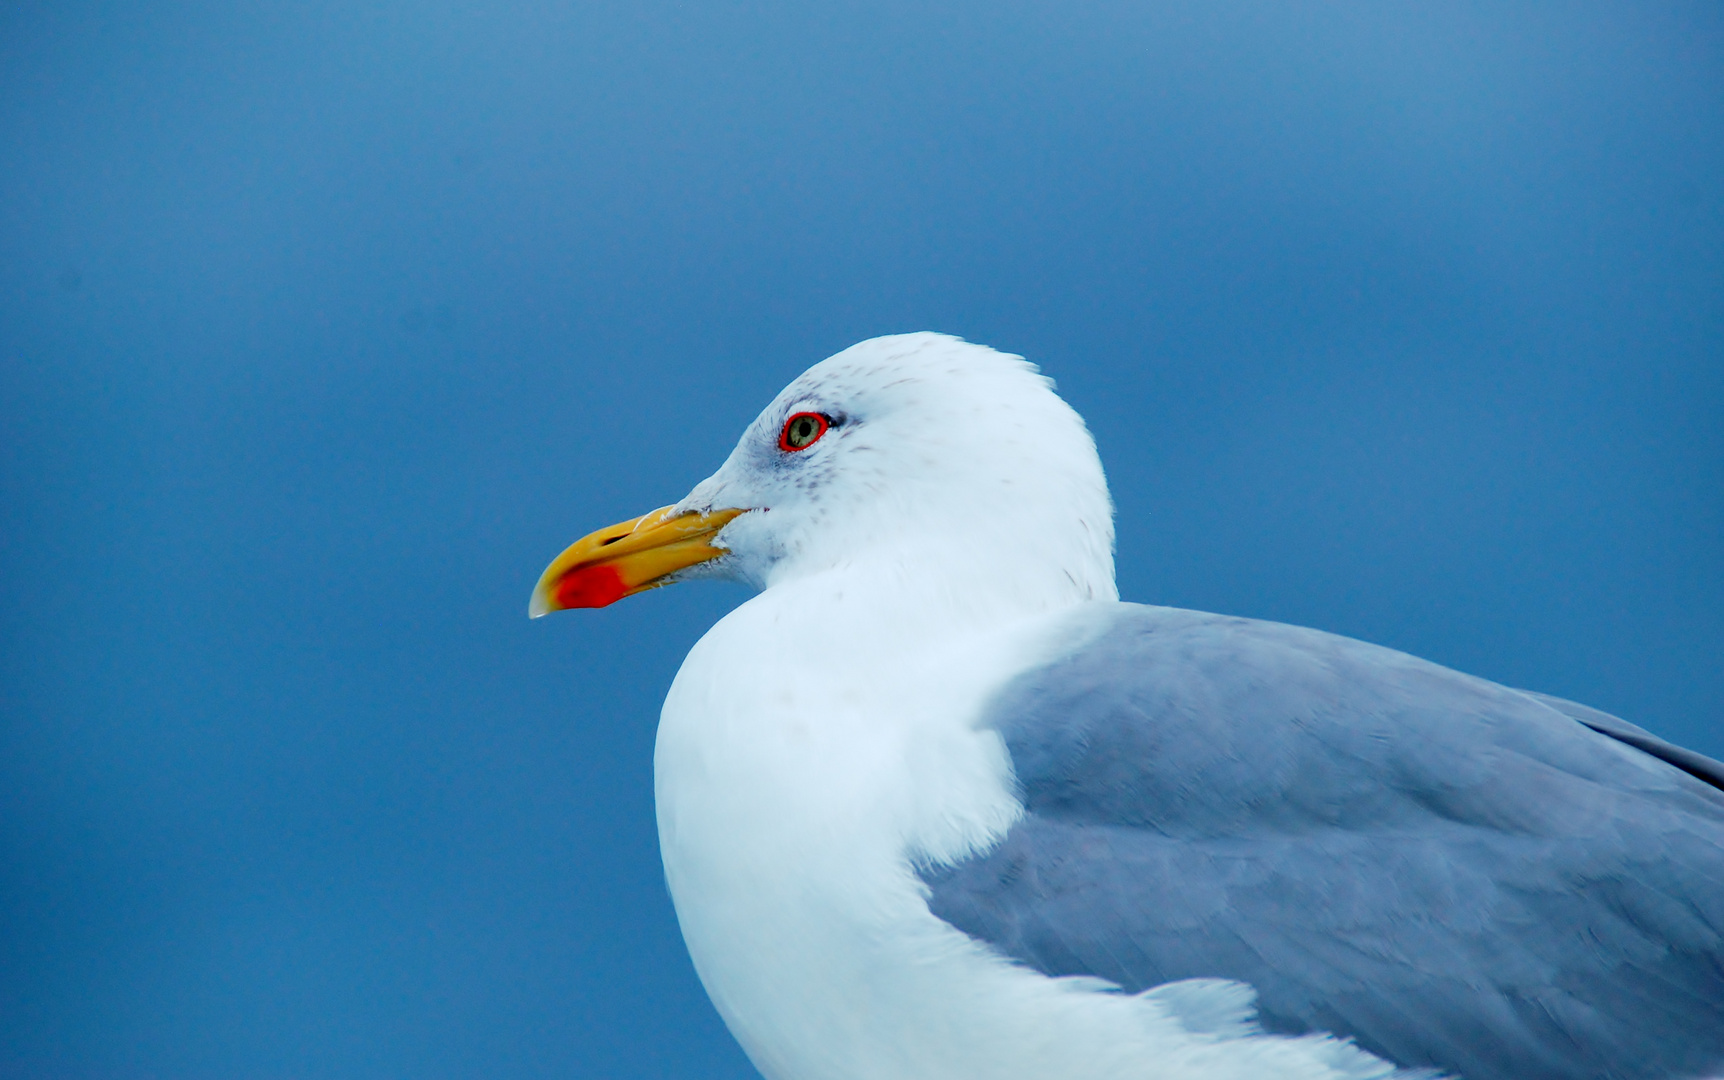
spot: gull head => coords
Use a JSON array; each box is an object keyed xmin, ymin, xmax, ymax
[{"xmin": 530, "ymin": 333, "xmax": 1116, "ymax": 617}]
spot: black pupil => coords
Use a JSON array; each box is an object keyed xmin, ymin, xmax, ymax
[{"xmin": 790, "ymin": 417, "xmax": 818, "ymax": 446}]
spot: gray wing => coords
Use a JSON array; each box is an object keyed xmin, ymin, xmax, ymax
[{"xmin": 920, "ymin": 604, "xmax": 1724, "ymax": 1080}]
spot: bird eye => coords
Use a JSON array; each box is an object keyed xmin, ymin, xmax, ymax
[{"xmin": 779, "ymin": 412, "xmax": 830, "ymax": 452}]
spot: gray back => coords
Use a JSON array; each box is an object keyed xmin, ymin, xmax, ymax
[{"xmin": 920, "ymin": 604, "xmax": 1724, "ymax": 1080}]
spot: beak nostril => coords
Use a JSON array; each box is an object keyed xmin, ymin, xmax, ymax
[{"xmin": 599, "ymin": 535, "xmax": 624, "ymax": 547}]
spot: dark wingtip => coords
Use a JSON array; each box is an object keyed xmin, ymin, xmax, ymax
[{"xmin": 1523, "ymin": 690, "xmax": 1724, "ymax": 794}]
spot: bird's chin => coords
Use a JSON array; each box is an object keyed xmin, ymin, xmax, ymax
[
  {"xmin": 663, "ymin": 554, "xmax": 749, "ymax": 588},
  {"xmin": 688, "ymin": 510, "xmax": 780, "ymax": 590}
]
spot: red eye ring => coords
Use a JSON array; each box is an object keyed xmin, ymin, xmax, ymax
[{"xmin": 779, "ymin": 411, "xmax": 831, "ymax": 452}]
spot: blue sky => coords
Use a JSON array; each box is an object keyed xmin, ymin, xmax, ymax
[{"xmin": 2, "ymin": 2, "xmax": 1720, "ymax": 1077}]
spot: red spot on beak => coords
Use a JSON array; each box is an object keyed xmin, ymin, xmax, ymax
[{"xmin": 553, "ymin": 563, "xmax": 630, "ymax": 609}]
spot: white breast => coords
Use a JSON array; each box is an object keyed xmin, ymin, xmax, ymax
[{"xmin": 652, "ymin": 571, "xmax": 1406, "ymax": 1080}]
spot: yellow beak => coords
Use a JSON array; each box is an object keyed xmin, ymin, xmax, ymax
[{"xmin": 529, "ymin": 505, "xmax": 747, "ymax": 617}]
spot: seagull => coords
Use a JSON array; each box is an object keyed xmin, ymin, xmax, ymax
[{"xmin": 531, "ymin": 333, "xmax": 1724, "ymax": 1080}]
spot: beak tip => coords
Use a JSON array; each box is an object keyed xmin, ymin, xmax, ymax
[{"xmin": 528, "ymin": 588, "xmax": 557, "ymax": 619}]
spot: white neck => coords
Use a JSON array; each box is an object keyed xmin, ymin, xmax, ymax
[{"xmin": 763, "ymin": 534, "xmax": 1116, "ymax": 628}]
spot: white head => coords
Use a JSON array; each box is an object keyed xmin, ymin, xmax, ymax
[{"xmin": 530, "ymin": 333, "xmax": 1116, "ymax": 617}]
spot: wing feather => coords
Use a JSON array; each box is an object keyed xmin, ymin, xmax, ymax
[{"xmin": 921, "ymin": 605, "xmax": 1724, "ymax": 1080}]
